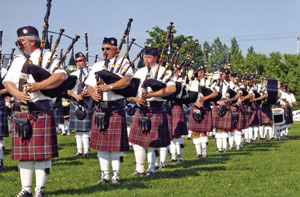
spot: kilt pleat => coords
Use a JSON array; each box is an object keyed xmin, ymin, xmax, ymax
[
  {"xmin": 129, "ymin": 108, "xmax": 170, "ymax": 148},
  {"xmin": 167, "ymin": 104, "xmax": 188, "ymax": 137},
  {"xmin": 69, "ymin": 99, "xmax": 93, "ymax": 132},
  {"xmin": 11, "ymin": 111, "xmax": 58, "ymax": 160},
  {"xmin": 90, "ymin": 107, "xmax": 129, "ymax": 151},
  {"xmin": 53, "ymin": 105, "xmax": 64, "ymax": 125},
  {"xmin": 188, "ymin": 105, "xmax": 212, "ymax": 132},
  {"xmin": 261, "ymin": 104, "xmax": 272, "ymax": 125},
  {"xmin": 0, "ymin": 104, "xmax": 9, "ymax": 137},
  {"xmin": 249, "ymin": 103, "xmax": 261, "ymax": 126},
  {"xmin": 212, "ymin": 104, "xmax": 233, "ymax": 130}
]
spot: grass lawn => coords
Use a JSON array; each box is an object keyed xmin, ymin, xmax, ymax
[{"xmin": 1, "ymin": 124, "xmax": 300, "ymax": 197}]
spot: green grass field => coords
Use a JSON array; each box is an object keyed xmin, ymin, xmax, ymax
[{"xmin": 1, "ymin": 124, "xmax": 300, "ymax": 197}]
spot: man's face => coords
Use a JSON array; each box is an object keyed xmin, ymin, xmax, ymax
[
  {"xmin": 101, "ymin": 44, "xmax": 117, "ymax": 60},
  {"xmin": 75, "ymin": 56, "xmax": 87, "ymax": 69},
  {"xmin": 17, "ymin": 36, "xmax": 35, "ymax": 55},
  {"xmin": 221, "ymin": 72, "xmax": 227, "ymax": 80},
  {"xmin": 143, "ymin": 54, "xmax": 158, "ymax": 67},
  {"xmin": 230, "ymin": 76, "xmax": 236, "ymax": 83},
  {"xmin": 197, "ymin": 70, "xmax": 205, "ymax": 79}
]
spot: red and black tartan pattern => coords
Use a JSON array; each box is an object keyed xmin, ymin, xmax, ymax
[
  {"xmin": 90, "ymin": 107, "xmax": 129, "ymax": 151},
  {"xmin": 167, "ymin": 104, "xmax": 188, "ymax": 137},
  {"xmin": 11, "ymin": 111, "xmax": 58, "ymax": 160},
  {"xmin": 212, "ymin": 104, "xmax": 233, "ymax": 130},
  {"xmin": 284, "ymin": 106, "xmax": 293, "ymax": 124},
  {"xmin": 188, "ymin": 105, "xmax": 212, "ymax": 132},
  {"xmin": 129, "ymin": 107, "xmax": 170, "ymax": 148},
  {"xmin": 235, "ymin": 107, "xmax": 247, "ymax": 131},
  {"xmin": 69, "ymin": 100, "xmax": 93, "ymax": 132},
  {"xmin": 0, "ymin": 103, "xmax": 9, "ymax": 137},
  {"xmin": 240, "ymin": 105, "xmax": 253, "ymax": 128},
  {"xmin": 261, "ymin": 104, "xmax": 272, "ymax": 125},
  {"xmin": 249, "ymin": 103, "xmax": 261, "ymax": 126}
]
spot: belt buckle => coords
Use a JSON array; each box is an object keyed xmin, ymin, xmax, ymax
[
  {"xmin": 21, "ymin": 105, "xmax": 29, "ymax": 112},
  {"xmin": 100, "ymin": 102, "xmax": 108, "ymax": 108}
]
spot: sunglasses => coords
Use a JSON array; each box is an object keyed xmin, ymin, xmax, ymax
[
  {"xmin": 75, "ymin": 59, "xmax": 84, "ymax": 63},
  {"xmin": 102, "ymin": 47, "xmax": 112, "ymax": 51}
]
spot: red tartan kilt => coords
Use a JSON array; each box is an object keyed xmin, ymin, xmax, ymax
[
  {"xmin": 249, "ymin": 103, "xmax": 260, "ymax": 126},
  {"xmin": 166, "ymin": 107, "xmax": 173, "ymax": 139},
  {"xmin": 168, "ymin": 104, "xmax": 188, "ymax": 136},
  {"xmin": 188, "ymin": 105, "xmax": 212, "ymax": 132},
  {"xmin": 90, "ymin": 108, "xmax": 129, "ymax": 151},
  {"xmin": 261, "ymin": 105, "xmax": 272, "ymax": 125},
  {"xmin": 212, "ymin": 104, "xmax": 233, "ymax": 130},
  {"xmin": 11, "ymin": 111, "xmax": 58, "ymax": 160},
  {"xmin": 240, "ymin": 105, "xmax": 252, "ymax": 128},
  {"xmin": 129, "ymin": 108, "xmax": 170, "ymax": 148}
]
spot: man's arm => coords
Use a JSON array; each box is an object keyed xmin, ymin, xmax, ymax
[
  {"xmin": 24, "ymin": 72, "xmax": 66, "ymax": 93},
  {"xmin": 4, "ymin": 81, "xmax": 30, "ymax": 103}
]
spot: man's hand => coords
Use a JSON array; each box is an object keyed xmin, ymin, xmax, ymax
[
  {"xmin": 194, "ymin": 101, "xmax": 203, "ymax": 108},
  {"xmin": 96, "ymin": 84, "xmax": 110, "ymax": 93},
  {"xmin": 90, "ymin": 91, "xmax": 101, "ymax": 102},
  {"xmin": 23, "ymin": 82, "xmax": 42, "ymax": 93},
  {"xmin": 72, "ymin": 94, "xmax": 83, "ymax": 102},
  {"xmin": 141, "ymin": 92, "xmax": 154, "ymax": 100},
  {"xmin": 135, "ymin": 96, "xmax": 145, "ymax": 107},
  {"xmin": 16, "ymin": 91, "xmax": 30, "ymax": 104}
]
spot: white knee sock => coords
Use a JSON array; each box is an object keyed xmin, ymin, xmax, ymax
[
  {"xmin": 228, "ymin": 132, "xmax": 235, "ymax": 148},
  {"xmin": 127, "ymin": 127, "xmax": 132, "ymax": 146},
  {"xmin": 215, "ymin": 133, "xmax": 223, "ymax": 151},
  {"xmin": 75, "ymin": 132, "xmax": 83, "ymax": 153},
  {"xmin": 253, "ymin": 127, "xmax": 258, "ymax": 140},
  {"xmin": 193, "ymin": 137, "xmax": 201, "ymax": 155},
  {"xmin": 0, "ymin": 140, "xmax": 4, "ymax": 161},
  {"xmin": 18, "ymin": 161, "xmax": 34, "ymax": 193},
  {"xmin": 111, "ymin": 151, "xmax": 123, "ymax": 179},
  {"xmin": 82, "ymin": 132, "xmax": 90, "ymax": 154},
  {"xmin": 35, "ymin": 160, "xmax": 51, "ymax": 190},
  {"xmin": 133, "ymin": 144, "xmax": 146, "ymax": 173},
  {"xmin": 160, "ymin": 147, "xmax": 168, "ymax": 164},
  {"xmin": 169, "ymin": 140, "xmax": 177, "ymax": 160},
  {"xmin": 248, "ymin": 127, "xmax": 253, "ymax": 141},
  {"xmin": 147, "ymin": 147, "xmax": 157, "ymax": 173},
  {"xmin": 222, "ymin": 132, "xmax": 228, "ymax": 150},
  {"xmin": 244, "ymin": 128, "xmax": 249, "ymax": 142},
  {"xmin": 175, "ymin": 137, "xmax": 184, "ymax": 156},
  {"xmin": 187, "ymin": 130, "xmax": 193, "ymax": 138},
  {"xmin": 200, "ymin": 136, "xmax": 208, "ymax": 156},
  {"xmin": 259, "ymin": 126, "xmax": 264, "ymax": 139},
  {"xmin": 235, "ymin": 131, "xmax": 242, "ymax": 147},
  {"xmin": 98, "ymin": 151, "xmax": 111, "ymax": 180}
]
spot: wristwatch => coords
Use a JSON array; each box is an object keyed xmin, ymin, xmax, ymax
[{"xmin": 109, "ymin": 85, "xmax": 113, "ymax": 90}]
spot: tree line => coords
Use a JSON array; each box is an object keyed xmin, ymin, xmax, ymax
[{"xmin": 141, "ymin": 25, "xmax": 300, "ymax": 109}]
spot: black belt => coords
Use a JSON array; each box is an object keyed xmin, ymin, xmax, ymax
[
  {"xmin": 148, "ymin": 101, "xmax": 165, "ymax": 108},
  {"xmin": 97, "ymin": 99, "xmax": 126, "ymax": 109},
  {"xmin": 13, "ymin": 100, "xmax": 52, "ymax": 112}
]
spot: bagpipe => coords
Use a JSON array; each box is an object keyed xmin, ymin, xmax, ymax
[
  {"xmin": 142, "ymin": 25, "xmax": 199, "ymax": 104},
  {"xmin": 94, "ymin": 18, "xmax": 142, "ymax": 98},
  {"xmin": 0, "ymin": 30, "xmax": 15, "ymax": 97},
  {"xmin": 18, "ymin": 1, "xmax": 78, "ymax": 98}
]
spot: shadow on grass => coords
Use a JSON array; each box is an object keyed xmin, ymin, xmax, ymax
[
  {"xmin": 0, "ymin": 165, "xmax": 18, "ymax": 173},
  {"xmin": 47, "ymin": 165, "xmax": 226, "ymax": 196}
]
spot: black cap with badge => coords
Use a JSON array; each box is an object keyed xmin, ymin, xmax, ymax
[
  {"xmin": 17, "ymin": 26, "xmax": 39, "ymax": 37},
  {"xmin": 103, "ymin": 37, "xmax": 117, "ymax": 46}
]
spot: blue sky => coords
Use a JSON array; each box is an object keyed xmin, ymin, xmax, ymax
[{"xmin": 1, "ymin": 0, "xmax": 299, "ymax": 63}]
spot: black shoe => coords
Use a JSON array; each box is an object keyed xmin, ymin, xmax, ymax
[
  {"xmin": 75, "ymin": 152, "xmax": 83, "ymax": 157},
  {"xmin": 187, "ymin": 137, "xmax": 192, "ymax": 140},
  {"xmin": 158, "ymin": 162, "xmax": 165, "ymax": 169},
  {"xmin": 177, "ymin": 158, "xmax": 183, "ymax": 164},
  {"xmin": 168, "ymin": 158, "xmax": 177, "ymax": 163},
  {"xmin": 146, "ymin": 170, "xmax": 154, "ymax": 176},
  {"xmin": 196, "ymin": 154, "xmax": 202, "ymax": 158},
  {"xmin": 112, "ymin": 177, "xmax": 120, "ymax": 185},
  {"xmin": 132, "ymin": 171, "xmax": 145, "ymax": 176},
  {"xmin": 84, "ymin": 153, "xmax": 90, "ymax": 158},
  {"xmin": 98, "ymin": 178, "xmax": 109, "ymax": 184},
  {"xmin": 0, "ymin": 159, "xmax": 3, "ymax": 172},
  {"xmin": 33, "ymin": 187, "xmax": 44, "ymax": 197},
  {"xmin": 216, "ymin": 149, "xmax": 223, "ymax": 153},
  {"xmin": 16, "ymin": 190, "xmax": 33, "ymax": 197}
]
